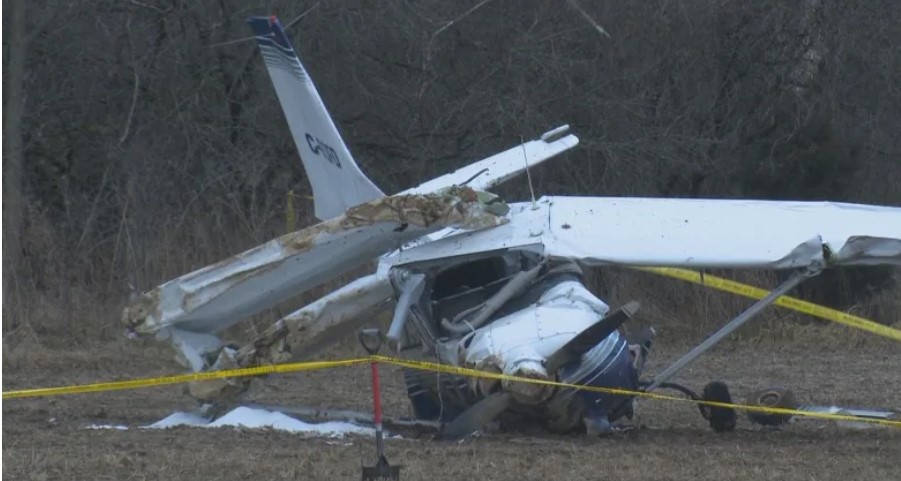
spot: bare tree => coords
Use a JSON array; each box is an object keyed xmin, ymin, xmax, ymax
[
  {"xmin": 4, "ymin": 0, "xmax": 898, "ymax": 341},
  {"xmin": 3, "ymin": 0, "xmax": 27, "ymax": 330}
]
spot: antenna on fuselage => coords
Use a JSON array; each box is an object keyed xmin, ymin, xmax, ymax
[{"xmin": 520, "ymin": 136, "xmax": 538, "ymax": 210}]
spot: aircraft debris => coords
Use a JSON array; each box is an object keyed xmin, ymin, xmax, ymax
[
  {"xmin": 744, "ymin": 387, "xmax": 899, "ymax": 429},
  {"xmin": 244, "ymin": 403, "xmax": 441, "ymax": 433},
  {"xmin": 117, "ymin": 14, "xmax": 901, "ymax": 441},
  {"xmin": 122, "ymin": 187, "xmax": 508, "ymax": 338}
]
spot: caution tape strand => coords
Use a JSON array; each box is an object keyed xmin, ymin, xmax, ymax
[
  {"xmin": 1, "ymin": 358, "xmax": 371, "ymax": 399},
  {"xmin": 4, "ymin": 355, "xmax": 899, "ymax": 429},
  {"xmin": 635, "ymin": 267, "xmax": 901, "ymax": 342},
  {"xmin": 374, "ymin": 356, "xmax": 901, "ymax": 428}
]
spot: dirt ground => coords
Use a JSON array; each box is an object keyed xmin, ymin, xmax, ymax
[{"xmin": 3, "ymin": 336, "xmax": 900, "ymax": 481}]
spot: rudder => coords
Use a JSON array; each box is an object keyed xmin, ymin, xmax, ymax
[{"xmin": 247, "ymin": 15, "xmax": 384, "ymax": 221}]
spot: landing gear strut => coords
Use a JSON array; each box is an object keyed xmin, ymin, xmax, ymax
[{"xmin": 640, "ymin": 268, "xmax": 819, "ymax": 432}]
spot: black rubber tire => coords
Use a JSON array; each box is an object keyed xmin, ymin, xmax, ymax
[
  {"xmin": 698, "ymin": 381, "xmax": 737, "ymax": 432},
  {"xmin": 746, "ymin": 387, "xmax": 797, "ymax": 426}
]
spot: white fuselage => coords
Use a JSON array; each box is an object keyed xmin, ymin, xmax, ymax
[{"xmin": 456, "ymin": 280, "xmax": 617, "ymax": 403}]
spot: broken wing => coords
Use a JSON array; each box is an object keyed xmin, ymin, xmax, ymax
[
  {"xmin": 122, "ymin": 188, "xmax": 509, "ymax": 337},
  {"xmin": 387, "ymin": 196, "xmax": 901, "ymax": 270}
]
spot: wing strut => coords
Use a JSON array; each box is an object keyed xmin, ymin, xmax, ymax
[{"xmin": 645, "ymin": 268, "xmax": 818, "ymax": 392}]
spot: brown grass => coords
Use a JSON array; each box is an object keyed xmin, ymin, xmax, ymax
[{"xmin": 4, "ymin": 334, "xmax": 901, "ymax": 481}]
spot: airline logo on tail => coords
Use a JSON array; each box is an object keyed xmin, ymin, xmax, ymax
[{"xmin": 305, "ymin": 134, "xmax": 341, "ymax": 168}]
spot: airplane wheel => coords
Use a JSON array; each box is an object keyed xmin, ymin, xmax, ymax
[
  {"xmin": 746, "ymin": 387, "xmax": 797, "ymax": 426},
  {"xmin": 698, "ymin": 381, "xmax": 737, "ymax": 432}
]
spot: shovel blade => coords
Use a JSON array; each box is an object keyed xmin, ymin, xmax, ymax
[{"xmin": 361, "ymin": 461, "xmax": 401, "ymax": 481}]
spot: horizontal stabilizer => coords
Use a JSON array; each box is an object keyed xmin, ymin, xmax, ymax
[{"xmin": 402, "ymin": 126, "xmax": 579, "ymax": 195}]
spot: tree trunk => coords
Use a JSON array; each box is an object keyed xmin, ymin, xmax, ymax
[{"xmin": 3, "ymin": 0, "xmax": 27, "ymax": 330}]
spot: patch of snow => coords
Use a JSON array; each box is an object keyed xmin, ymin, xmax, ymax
[
  {"xmin": 83, "ymin": 406, "xmax": 384, "ymax": 438},
  {"xmin": 85, "ymin": 424, "xmax": 129, "ymax": 430},
  {"xmin": 148, "ymin": 411, "xmax": 209, "ymax": 428},
  {"xmin": 207, "ymin": 407, "xmax": 375, "ymax": 437}
]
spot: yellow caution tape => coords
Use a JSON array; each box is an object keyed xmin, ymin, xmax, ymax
[
  {"xmin": 4, "ymin": 355, "xmax": 899, "ymax": 429},
  {"xmin": 1, "ymin": 358, "xmax": 370, "ymax": 400},
  {"xmin": 636, "ymin": 267, "xmax": 901, "ymax": 342},
  {"xmin": 373, "ymin": 356, "xmax": 901, "ymax": 429}
]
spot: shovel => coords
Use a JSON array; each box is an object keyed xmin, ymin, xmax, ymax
[{"xmin": 358, "ymin": 328, "xmax": 401, "ymax": 481}]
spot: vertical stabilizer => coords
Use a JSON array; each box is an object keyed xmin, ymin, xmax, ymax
[{"xmin": 247, "ymin": 16, "xmax": 385, "ymax": 220}]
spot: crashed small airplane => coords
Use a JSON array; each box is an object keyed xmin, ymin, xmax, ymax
[{"xmin": 122, "ymin": 15, "xmax": 901, "ymax": 439}]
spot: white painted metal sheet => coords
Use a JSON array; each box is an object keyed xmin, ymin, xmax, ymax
[
  {"xmin": 462, "ymin": 280, "xmax": 611, "ymax": 373},
  {"xmin": 459, "ymin": 280, "xmax": 617, "ymax": 402},
  {"xmin": 401, "ymin": 131, "xmax": 579, "ymax": 195},
  {"xmin": 546, "ymin": 197, "xmax": 901, "ymax": 268},
  {"xmin": 386, "ymin": 196, "xmax": 901, "ymax": 269},
  {"xmin": 234, "ymin": 273, "xmax": 393, "ymax": 368},
  {"xmin": 123, "ymin": 190, "xmax": 508, "ymax": 336}
]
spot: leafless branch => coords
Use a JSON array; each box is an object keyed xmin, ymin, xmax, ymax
[
  {"xmin": 119, "ymin": 15, "xmax": 140, "ymax": 146},
  {"xmin": 431, "ymin": 0, "xmax": 495, "ymax": 40},
  {"xmin": 565, "ymin": 0, "xmax": 611, "ymax": 39},
  {"xmin": 285, "ymin": 2, "xmax": 321, "ymax": 30},
  {"xmin": 126, "ymin": 0, "xmax": 173, "ymax": 15}
]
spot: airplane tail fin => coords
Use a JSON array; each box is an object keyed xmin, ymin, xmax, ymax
[{"xmin": 247, "ymin": 16, "xmax": 385, "ymax": 221}]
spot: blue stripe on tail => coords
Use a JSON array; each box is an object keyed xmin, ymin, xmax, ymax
[{"xmin": 246, "ymin": 16, "xmax": 308, "ymax": 83}]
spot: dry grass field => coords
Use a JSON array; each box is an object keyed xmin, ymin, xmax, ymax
[
  {"xmin": 5, "ymin": 2, "xmax": 901, "ymax": 480},
  {"xmin": 3, "ymin": 333, "xmax": 900, "ymax": 481}
]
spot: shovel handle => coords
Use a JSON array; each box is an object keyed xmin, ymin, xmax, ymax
[
  {"xmin": 370, "ymin": 361, "xmax": 383, "ymax": 427},
  {"xmin": 370, "ymin": 360, "xmax": 387, "ymax": 460}
]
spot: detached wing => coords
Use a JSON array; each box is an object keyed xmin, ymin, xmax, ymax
[
  {"xmin": 123, "ymin": 192, "xmax": 507, "ymax": 336},
  {"xmin": 124, "ymin": 218, "xmax": 424, "ymax": 336},
  {"xmin": 387, "ymin": 196, "xmax": 901, "ymax": 269}
]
